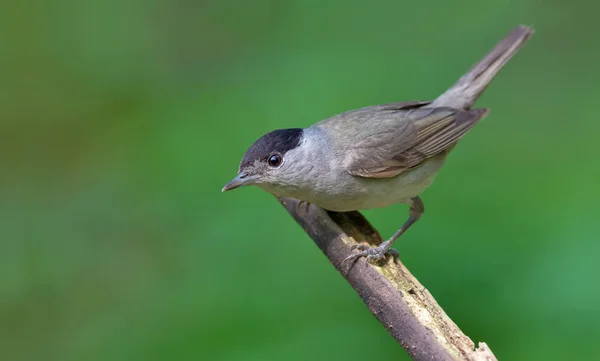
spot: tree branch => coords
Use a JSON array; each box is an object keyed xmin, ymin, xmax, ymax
[{"xmin": 279, "ymin": 197, "xmax": 498, "ymax": 361}]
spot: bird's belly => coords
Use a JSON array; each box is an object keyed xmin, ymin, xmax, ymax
[
  {"xmin": 313, "ymin": 176, "xmax": 431, "ymax": 211},
  {"xmin": 292, "ymin": 154, "xmax": 448, "ymax": 212}
]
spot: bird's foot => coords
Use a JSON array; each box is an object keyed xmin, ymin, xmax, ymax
[
  {"xmin": 296, "ymin": 200, "xmax": 311, "ymax": 214},
  {"xmin": 342, "ymin": 242, "xmax": 399, "ymax": 265}
]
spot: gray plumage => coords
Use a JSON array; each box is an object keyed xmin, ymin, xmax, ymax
[{"xmin": 223, "ymin": 25, "xmax": 534, "ymax": 262}]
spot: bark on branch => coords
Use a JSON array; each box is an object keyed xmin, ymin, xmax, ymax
[{"xmin": 279, "ymin": 197, "xmax": 498, "ymax": 361}]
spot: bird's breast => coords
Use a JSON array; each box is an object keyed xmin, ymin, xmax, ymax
[{"xmin": 284, "ymin": 153, "xmax": 448, "ymax": 212}]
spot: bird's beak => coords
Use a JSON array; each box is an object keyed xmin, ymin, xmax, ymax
[{"xmin": 222, "ymin": 173, "xmax": 259, "ymax": 192}]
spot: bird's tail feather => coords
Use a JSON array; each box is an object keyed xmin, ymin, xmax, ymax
[{"xmin": 430, "ymin": 25, "xmax": 534, "ymax": 110}]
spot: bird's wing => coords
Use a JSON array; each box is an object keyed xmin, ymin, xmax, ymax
[{"xmin": 330, "ymin": 104, "xmax": 489, "ymax": 179}]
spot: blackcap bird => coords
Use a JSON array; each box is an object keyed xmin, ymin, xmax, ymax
[{"xmin": 223, "ymin": 26, "xmax": 534, "ymax": 263}]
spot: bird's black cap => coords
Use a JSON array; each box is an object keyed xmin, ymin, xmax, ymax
[{"xmin": 240, "ymin": 128, "xmax": 303, "ymax": 169}]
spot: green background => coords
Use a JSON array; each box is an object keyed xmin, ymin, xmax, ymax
[{"xmin": 2, "ymin": 1, "xmax": 599, "ymax": 360}]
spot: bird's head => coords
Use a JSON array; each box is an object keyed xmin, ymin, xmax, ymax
[{"xmin": 222, "ymin": 128, "xmax": 308, "ymax": 194}]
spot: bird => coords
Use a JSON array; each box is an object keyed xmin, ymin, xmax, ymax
[{"xmin": 222, "ymin": 25, "xmax": 534, "ymax": 264}]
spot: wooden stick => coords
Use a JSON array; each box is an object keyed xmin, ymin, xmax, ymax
[{"xmin": 279, "ymin": 197, "xmax": 498, "ymax": 361}]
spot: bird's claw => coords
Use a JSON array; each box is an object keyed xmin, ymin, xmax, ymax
[
  {"xmin": 296, "ymin": 200, "xmax": 311, "ymax": 214},
  {"xmin": 342, "ymin": 243, "xmax": 399, "ymax": 266},
  {"xmin": 350, "ymin": 243, "xmax": 369, "ymax": 251}
]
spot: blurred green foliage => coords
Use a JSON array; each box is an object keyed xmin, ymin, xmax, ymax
[{"xmin": 1, "ymin": 0, "xmax": 599, "ymax": 360}]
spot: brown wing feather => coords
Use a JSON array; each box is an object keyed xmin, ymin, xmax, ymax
[{"xmin": 346, "ymin": 107, "xmax": 489, "ymax": 179}]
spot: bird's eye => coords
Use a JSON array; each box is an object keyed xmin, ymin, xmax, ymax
[{"xmin": 268, "ymin": 154, "xmax": 282, "ymax": 167}]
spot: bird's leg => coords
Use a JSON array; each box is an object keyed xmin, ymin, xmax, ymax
[{"xmin": 342, "ymin": 197, "xmax": 424, "ymax": 265}]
